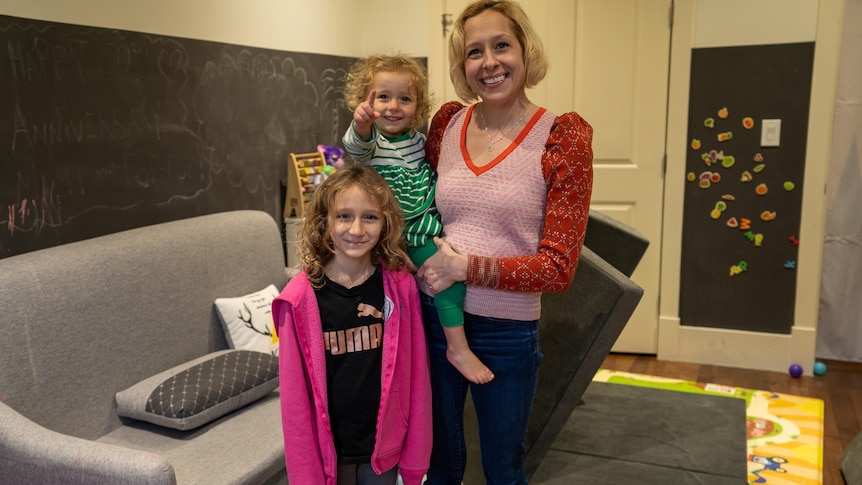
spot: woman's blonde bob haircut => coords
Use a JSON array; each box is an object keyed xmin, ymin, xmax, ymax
[
  {"xmin": 448, "ymin": 0, "xmax": 549, "ymax": 103},
  {"xmin": 299, "ymin": 164, "xmax": 408, "ymax": 287},
  {"xmin": 344, "ymin": 54, "xmax": 432, "ymax": 132}
]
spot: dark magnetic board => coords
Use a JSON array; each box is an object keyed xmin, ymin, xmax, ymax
[
  {"xmin": 679, "ymin": 43, "xmax": 814, "ymax": 334},
  {"xmin": 0, "ymin": 15, "xmax": 356, "ymax": 259}
]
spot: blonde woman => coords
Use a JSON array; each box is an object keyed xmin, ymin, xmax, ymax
[{"xmin": 416, "ymin": 1, "xmax": 594, "ymax": 482}]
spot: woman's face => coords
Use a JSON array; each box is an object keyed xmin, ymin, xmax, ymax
[{"xmin": 462, "ymin": 9, "xmax": 526, "ymax": 106}]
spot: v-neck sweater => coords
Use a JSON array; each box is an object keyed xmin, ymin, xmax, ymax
[{"xmin": 426, "ymin": 102, "xmax": 593, "ymax": 321}]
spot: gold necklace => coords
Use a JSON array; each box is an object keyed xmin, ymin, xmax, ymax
[
  {"xmin": 478, "ymin": 106, "xmax": 530, "ymax": 152},
  {"xmin": 329, "ymin": 266, "xmax": 375, "ymax": 288}
]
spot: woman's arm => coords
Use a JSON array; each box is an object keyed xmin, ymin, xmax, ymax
[
  {"xmin": 425, "ymin": 101, "xmax": 465, "ymax": 170},
  {"xmin": 471, "ymin": 112, "xmax": 594, "ymax": 292}
]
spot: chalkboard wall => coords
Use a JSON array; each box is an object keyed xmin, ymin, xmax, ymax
[
  {"xmin": 0, "ymin": 15, "xmax": 357, "ymax": 259},
  {"xmin": 679, "ymin": 43, "xmax": 815, "ymax": 334}
]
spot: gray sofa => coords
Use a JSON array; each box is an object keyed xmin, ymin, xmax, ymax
[{"xmin": 0, "ymin": 210, "xmax": 289, "ymax": 485}]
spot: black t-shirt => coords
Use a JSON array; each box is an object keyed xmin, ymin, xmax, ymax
[{"xmin": 314, "ymin": 267, "xmax": 384, "ymax": 464}]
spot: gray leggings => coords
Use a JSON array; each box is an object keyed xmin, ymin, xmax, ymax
[{"xmin": 336, "ymin": 463, "xmax": 398, "ymax": 485}]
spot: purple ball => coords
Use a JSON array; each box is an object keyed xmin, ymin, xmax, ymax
[{"xmin": 789, "ymin": 364, "xmax": 803, "ymax": 378}]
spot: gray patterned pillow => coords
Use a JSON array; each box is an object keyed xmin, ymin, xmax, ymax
[{"xmin": 116, "ymin": 349, "xmax": 278, "ymax": 431}]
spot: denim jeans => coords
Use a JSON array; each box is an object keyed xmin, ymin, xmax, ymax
[{"xmin": 421, "ymin": 293, "xmax": 541, "ymax": 485}]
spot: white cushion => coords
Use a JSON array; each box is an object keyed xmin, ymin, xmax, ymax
[{"xmin": 214, "ymin": 285, "xmax": 279, "ymax": 356}]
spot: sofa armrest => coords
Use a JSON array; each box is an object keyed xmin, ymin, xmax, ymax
[{"xmin": 0, "ymin": 401, "xmax": 176, "ymax": 485}]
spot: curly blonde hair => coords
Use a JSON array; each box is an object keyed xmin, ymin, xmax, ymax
[
  {"xmin": 448, "ymin": 0, "xmax": 549, "ymax": 102},
  {"xmin": 299, "ymin": 164, "xmax": 408, "ymax": 287},
  {"xmin": 344, "ymin": 54, "xmax": 432, "ymax": 131}
]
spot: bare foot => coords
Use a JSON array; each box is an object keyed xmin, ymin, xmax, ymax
[{"xmin": 447, "ymin": 348, "xmax": 495, "ymax": 384}]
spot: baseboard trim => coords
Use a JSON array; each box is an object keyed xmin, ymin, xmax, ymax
[{"xmin": 657, "ymin": 316, "xmax": 817, "ymax": 375}]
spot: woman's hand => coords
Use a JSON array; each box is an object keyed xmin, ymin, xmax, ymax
[{"xmin": 417, "ymin": 237, "xmax": 468, "ymax": 293}]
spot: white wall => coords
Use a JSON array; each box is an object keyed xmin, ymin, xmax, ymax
[{"xmin": 0, "ymin": 0, "xmax": 428, "ymax": 57}]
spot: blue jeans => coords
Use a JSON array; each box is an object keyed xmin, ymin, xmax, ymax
[{"xmin": 421, "ymin": 294, "xmax": 541, "ymax": 485}]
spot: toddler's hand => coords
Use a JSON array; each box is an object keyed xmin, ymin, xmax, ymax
[{"xmin": 352, "ymin": 90, "xmax": 379, "ymax": 140}]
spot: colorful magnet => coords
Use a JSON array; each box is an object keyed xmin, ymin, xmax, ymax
[
  {"xmin": 755, "ymin": 183, "xmax": 768, "ymax": 195},
  {"xmin": 744, "ymin": 230, "xmax": 756, "ymax": 242},
  {"xmin": 710, "ymin": 208, "xmax": 722, "ymax": 220},
  {"xmin": 784, "ymin": 261, "xmax": 796, "ymax": 269},
  {"xmin": 742, "ymin": 117, "xmax": 755, "ymax": 129},
  {"xmin": 691, "ymin": 139, "xmax": 701, "ymax": 150},
  {"xmin": 704, "ymin": 118, "xmax": 715, "ymax": 128},
  {"xmin": 717, "ymin": 131, "xmax": 733, "ymax": 142},
  {"xmin": 740, "ymin": 171, "xmax": 753, "ymax": 182},
  {"xmin": 754, "ymin": 152, "xmax": 764, "ymax": 162},
  {"xmin": 784, "ymin": 181, "xmax": 795, "ymax": 191},
  {"xmin": 726, "ymin": 217, "xmax": 738, "ymax": 228},
  {"xmin": 699, "ymin": 178, "xmax": 711, "ymax": 189},
  {"xmin": 718, "ymin": 107, "xmax": 729, "ymax": 119},
  {"xmin": 701, "ymin": 152, "xmax": 712, "ymax": 164},
  {"xmin": 722, "ymin": 194, "xmax": 736, "ymax": 201},
  {"xmin": 721, "ymin": 156, "xmax": 735, "ymax": 168},
  {"xmin": 754, "ymin": 233, "xmax": 764, "ymax": 247},
  {"xmin": 710, "ymin": 172, "xmax": 721, "ymax": 183},
  {"xmin": 687, "ymin": 172, "xmax": 696, "ymax": 182},
  {"xmin": 753, "ymin": 163, "xmax": 765, "ymax": 173},
  {"xmin": 730, "ymin": 260, "xmax": 748, "ymax": 276},
  {"xmin": 760, "ymin": 211, "xmax": 777, "ymax": 222},
  {"xmin": 789, "ymin": 235, "xmax": 799, "ymax": 246},
  {"xmin": 739, "ymin": 218, "xmax": 751, "ymax": 230}
]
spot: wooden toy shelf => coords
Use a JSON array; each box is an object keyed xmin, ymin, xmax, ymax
[{"xmin": 284, "ymin": 151, "xmax": 326, "ymax": 219}]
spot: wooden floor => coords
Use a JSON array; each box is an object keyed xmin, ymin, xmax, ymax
[{"xmin": 600, "ymin": 353, "xmax": 862, "ymax": 485}]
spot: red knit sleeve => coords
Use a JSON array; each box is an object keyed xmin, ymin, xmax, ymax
[
  {"xmin": 426, "ymin": 101, "xmax": 465, "ymax": 170},
  {"xmin": 486, "ymin": 112, "xmax": 593, "ymax": 292}
]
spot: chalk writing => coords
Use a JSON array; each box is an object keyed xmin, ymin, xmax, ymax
[{"xmin": 0, "ymin": 14, "xmax": 362, "ymax": 259}]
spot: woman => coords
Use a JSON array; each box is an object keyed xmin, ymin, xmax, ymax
[{"xmin": 416, "ymin": 1, "xmax": 594, "ymax": 483}]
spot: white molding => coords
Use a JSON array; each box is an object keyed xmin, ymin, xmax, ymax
[{"xmin": 658, "ymin": 316, "xmax": 817, "ymax": 375}]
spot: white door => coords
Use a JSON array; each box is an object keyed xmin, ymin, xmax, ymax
[{"xmin": 428, "ymin": 0, "xmax": 671, "ymax": 353}]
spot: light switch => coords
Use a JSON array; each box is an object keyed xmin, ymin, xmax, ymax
[{"xmin": 761, "ymin": 119, "xmax": 781, "ymax": 147}]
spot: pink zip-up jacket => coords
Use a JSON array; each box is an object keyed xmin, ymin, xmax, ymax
[{"xmin": 272, "ymin": 267, "xmax": 432, "ymax": 485}]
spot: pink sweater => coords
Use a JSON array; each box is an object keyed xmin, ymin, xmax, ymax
[
  {"xmin": 272, "ymin": 267, "xmax": 431, "ymax": 485},
  {"xmin": 427, "ymin": 102, "xmax": 594, "ymax": 320}
]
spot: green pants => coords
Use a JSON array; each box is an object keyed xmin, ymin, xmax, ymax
[{"xmin": 409, "ymin": 239, "xmax": 465, "ymax": 328}]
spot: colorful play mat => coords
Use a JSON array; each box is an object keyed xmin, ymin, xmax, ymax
[{"xmin": 593, "ymin": 370, "xmax": 824, "ymax": 484}]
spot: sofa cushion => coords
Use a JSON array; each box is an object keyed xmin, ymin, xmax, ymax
[
  {"xmin": 115, "ymin": 350, "xmax": 278, "ymax": 431},
  {"xmin": 214, "ymin": 284, "xmax": 280, "ymax": 356}
]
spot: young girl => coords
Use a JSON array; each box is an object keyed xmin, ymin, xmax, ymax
[
  {"xmin": 272, "ymin": 165, "xmax": 431, "ymax": 485},
  {"xmin": 343, "ymin": 54, "xmax": 494, "ymax": 384}
]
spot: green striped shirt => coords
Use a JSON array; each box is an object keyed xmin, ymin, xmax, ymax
[{"xmin": 343, "ymin": 123, "xmax": 442, "ymax": 248}]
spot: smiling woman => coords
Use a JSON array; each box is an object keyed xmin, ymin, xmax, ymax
[{"xmin": 416, "ymin": 1, "xmax": 594, "ymax": 483}]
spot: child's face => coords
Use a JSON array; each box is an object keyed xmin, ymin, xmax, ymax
[
  {"xmin": 370, "ymin": 71, "xmax": 417, "ymax": 138},
  {"xmin": 329, "ymin": 185, "xmax": 384, "ymax": 265}
]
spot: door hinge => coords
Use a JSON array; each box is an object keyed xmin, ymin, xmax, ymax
[
  {"xmin": 668, "ymin": 1, "xmax": 674, "ymax": 29},
  {"xmin": 442, "ymin": 13, "xmax": 453, "ymax": 37}
]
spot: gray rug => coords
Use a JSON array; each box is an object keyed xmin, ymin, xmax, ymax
[{"xmin": 531, "ymin": 382, "xmax": 747, "ymax": 484}]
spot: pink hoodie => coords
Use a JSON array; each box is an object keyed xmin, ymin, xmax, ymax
[{"xmin": 272, "ymin": 267, "xmax": 431, "ymax": 485}]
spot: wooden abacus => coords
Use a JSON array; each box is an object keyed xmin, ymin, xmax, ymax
[{"xmin": 284, "ymin": 151, "xmax": 327, "ymax": 218}]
